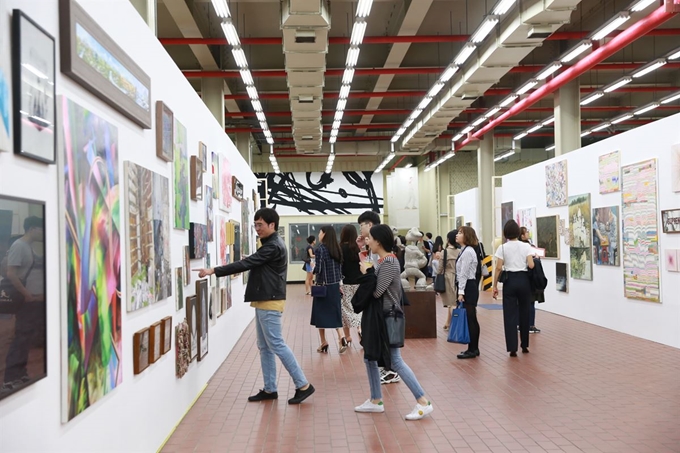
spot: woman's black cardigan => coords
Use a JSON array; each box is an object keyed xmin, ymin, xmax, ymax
[{"xmin": 351, "ymin": 269, "xmax": 392, "ymax": 371}]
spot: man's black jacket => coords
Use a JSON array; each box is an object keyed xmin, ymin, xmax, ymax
[
  {"xmin": 214, "ymin": 232, "xmax": 287, "ymax": 302},
  {"xmin": 351, "ymin": 269, "xmax": 392, "ymax": 370}
]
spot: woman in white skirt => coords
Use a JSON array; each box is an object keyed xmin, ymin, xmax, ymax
[{"xmin": 339, "ymin": 224, "xmax": 362, "ymax": 346}]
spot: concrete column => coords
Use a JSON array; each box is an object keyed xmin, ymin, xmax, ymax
[
  {"xmin": 477, "ymin": 134, "xmax": 494, "ymax": 249},
  {"xmin": 235, "ymin": 132, "xmax": 252, "ymax": 167},
  {"xmin": 201, "ymin": 78, "xmax": 225, "ymax": 130},
  {"xmin": 129, "ymin": 0, "xmax": 157, "ymax": 33},
  {"xmin": 554, "ymin": 78, "xmax": 581, "ymax": 156},
  {"xmin": 438, "ymin": 163, "xmax": 450, "ymax": 235}
]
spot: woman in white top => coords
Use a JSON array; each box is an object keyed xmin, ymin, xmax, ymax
[
  {"xmin": 454, "ymin": 226, "xmax": 481, "ymax": 359},
  {"xmin": 492, "ymin": 220, "xmax": 535, "ymax": 357}
]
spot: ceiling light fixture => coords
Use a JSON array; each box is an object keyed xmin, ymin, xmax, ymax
[
  {"xmin": 630, "ymin": 0, "xmax": 657, "ymax": 12},
  {"xmin": 342, "ymin": 68, "xmax": 355, "ymax": 85},
  {"xmin": 470, "ymin": 16, "xmax": 500, "ymax": 43},
  {"xmin": 404, "ymin": 163, "xmax": 413, "ymax": 169},
  {"xmin": 492, "ymin": 0, "xmax": 517, "ymax": 15},
  {"xmin": 246, "ymin": 85, "xmax": 259, "ymax": 100},
  {"xmin": 339, "ymin": 84, "xmax": 351, "ymax": 99},
  {"xmin": 374, "ymin": 150, "xmax": 396, "ymax": 173},
  {"xmin": 660, "ymin": 91, "xmax": 680, "ymax": 104},
  {"xmin": 536, "ymin": 62, "xmax": 562, "ymax": 80},
  {"xmin": 337, "ymin": 99, "xmax": 347, "ymax": 111},
  {"xmin": 239, "ymin": 69, "xmax": 254, "ymax": 86},
  {"xmin": 350, "ymin": 20, "xmax": 367, "ymax": 46},
  {"xmin": 668, "ymin": 48, "xmax": 680, "ymax": 60},
  {"xmin": 417, "ymin": 97, "xmax": 433, "ymax": 110},
  {"xmin": 591, "ymin": 12, "xmax": 631, "ymax": 41},
  {"xmin": 332, "ymin": 120, "xmax": 341, "ymax": 130},
  {"xmin": 440, "ymin": 65, "xmax": 459, "ymax": 82},
  {"xmin": 560, "ymin": 40, "xmax": 592, "ymax": 63},
  {"xmin": 356, "ymin": 0, "xmax": 374, "ymax": 18},
  {"xmin": 472, "ymin": 116, "xmax": 486, "ymax": 127},
  {"xmin": 256, "ymin": 111, "xmax": 266, "ymax": 122},
  {"xmin": 592, "ymin": 122, "xmax": 611, "ymax": 132},
  {"xmin": 346, "ymin": 47, "xmax": 360, "ymax": 67},
  {"xmin": 453, "ymin": 132, "xmax": 465, "ymax": 141},
  {"xmin": 461, "ymin": 125, "xmax": 474, "ymax": 135},
  {"xmin": 494, "ymin": 150, "xmax": 515, "ymax": 162},
  {"xmin": 500, "ymin": 95, "xmax": 518, "ymax": 107},
  {"xmin": 334, "ymin": 110, "xmax": 344, "ymax": 121},
  {"xmin": 231, "ymin": 47, "xmax": 248, "ymax": 68},
  {"xmin": 325, "ymin": 144, "xmax": 335, "ymax": 174},
  {"xmin": 631, "ymin": 59, "xmax": 667, "ymax": 78},
  {"xmin": 221, "ymin": 20, "xmax": 240, "ymax": 46},
  {"xmin": 527, "ymin": 124, "xmax": 543, "ymax": 134},
  {"xmin": 545, "ymin": 144, "xmax": 555, "ymax": 151},
  {"xmin": 513, "ymin": 132, "xmax": 528, "ymax": 141},
  {"xmin": 611, "ymin": 113, "xmax": 634, "ymax": 124},
  {"xmin": 542, "ymin": 116, "xmax": 555, "ymax": 126},
  {"xmin": 427, "ymin": 83, "xmax": 446, "ymax": 99},
  {"xmin": 516, "ymin": 79, "xmax": 538, "ymax": 95},
  {"xmin": 580, "ymin": 91, "xmax": 604, "ymax": 105},
  {"xmin": 634, "ymin": 102, "xmax": 659, "ymax": 115},
  {"xmin": 454, "ymin": 44, "xmax": 477, "ymax": 66},
  {"xmin": 211, "ymin": 0, "xmax": 231, "ymax": 18},
  {"xmin": 581, "ymin": 130, "xmax": 592, "ymax": 137},
  {"xmin": 251, "ymin": 100, "xmax": 263, "ymax": 112},
  {"xmin": 603, "ymin": 77, "xmax": 632, "ymax": 92},
  {"xmin": 485, "ymin": 106, "xmax": 501, "ymax": 118}
]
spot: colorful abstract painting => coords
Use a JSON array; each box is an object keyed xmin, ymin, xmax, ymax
[
  {"xmin": 211, "ymin": 151, "xmax": 219, "ymax": 200},
  {"xmin": 672, "ymin": 144, "xmax": 680, "ymax": 193},
  {"xmin": 241, "ymin": 199, "xmax": 250, "ymax": 257},
  {"xmin": 174, "ymin": 119, "xmax": 189, "ymax": 229},
  {"xmin": 664, "ymin": 249, "xmax": 679, "ymax": 272},
  {"xmin": 124, "ymin": 162, "xmax": 172, "ymax": 311},
  {"xmin": 60, "ymin": 97, "xmax": 122, "ymax": 422},
  {"xmin": 598, "ymin": 151, "xmax": 620, "ymax": 194},
  {"xmin": 205, "ymin": 186, "xmax": 214, "ymax": 242},
  {"xmin": 218, "ymin": 216, "xmax": 228, "ymax": 265},
  {"xmin": 622, "ymin": 159, "xmax": 660, "ymax": 302},
  {"xmin": 515, "ymin": 207, "xmax": 536, "ymax": 244},
  {"xmin": 0, "ymin": 66, "xmax": 9, "ymax": 152},
  {"xmin": 219, "ymin": 154, "xmax": 232, "ymax": 212},
  {"xmin": 568, "ymin": 194, "xmax": 592, "ymax": 280},
  {"xmin": 545, "ymin": 160, "xmax": 568, "ymax": 207},
  {"xmin": 593, "ymin": 206, "xmax": 620, "ymax": 266}
]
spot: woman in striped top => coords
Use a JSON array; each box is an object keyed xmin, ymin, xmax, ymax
[
  {"xmin": 354, "ymin": 224, "xmax": 434, "ymax": 421},
  {"xmin": 455, "ymin": 226, "xmax": 481, "ymax": 360}
]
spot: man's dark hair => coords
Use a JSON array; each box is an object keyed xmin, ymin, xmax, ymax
[
  {"xmin": 369, "ymin": 224, "xmax": 394, "ymax": 253},
  {"xmin": 254, "ymin": 208, "xmax": 279, "ymax": 230},
  {"xmin": 503, "ymin": 219, "xmax": 521, "ymax": 240},
  {"xmin": 426, "ymin": 232, "xmax": 432, "ymax": 239},
  {"xmin": 23, "ymin": 216, "xmax": 43, "ymax": 233},
  {"xmin": 320, "ymin": 225, "xmax": 343, "ymax": 263},
  {"xmin": 306, "ymin": 235, "xmax": 315, "ymax": 244},
  {"xmin": 446, "ymin": 230, "xmax": 457, "ymax": 247},
  {"xmin": 357, "ymin": 211, "xmax": 380, "ymax": 225}
]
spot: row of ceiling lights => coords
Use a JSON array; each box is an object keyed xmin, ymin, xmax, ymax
[{"xmin": 422, "ymin": 0, "xmax": 663, "ymax": 173}]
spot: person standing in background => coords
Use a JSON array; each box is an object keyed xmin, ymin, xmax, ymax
[
  {"xmin": 454, "ymin": 226, "xmax": 481, "ymax": 359},
  {"xmin": 437, "ymin": 230, "xmax": 461, "ymax": 330},
  {"xmin": 520, "ymin": 226, "xmax": 541, "ymax": 334},
  {"xmin": 339, "ymin": 225, "xmax": 362, "ymax": 346},
  {"xmin": 303, "ymin": 235, "xmax": 316, "ymax": 295}
]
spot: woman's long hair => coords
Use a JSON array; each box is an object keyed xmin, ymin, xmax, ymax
[
  {"xmin": 340, "ymin": 224, "xmax": 360, "ymax": 262},
  {"xmin": 433, "ymin": 236, "xmax": 444, "ymax": 253},
  {"xmin": 320, "ymin": 225, "xmax": 343, "ymax": 263}
]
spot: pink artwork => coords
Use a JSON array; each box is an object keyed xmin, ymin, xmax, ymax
[
  {"xmin": 219, "ymin": 155, "xmax": 232, "ymax": 212},
  {"xmin": 665, "ymin": 249, "xmax": 679, "ymax": 273}
]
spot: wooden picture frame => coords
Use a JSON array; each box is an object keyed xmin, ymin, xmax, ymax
[
  {"xmin": 661, "ymin": 209, "xmax": 680, "ymax": 233},
  {"xmin": 155, "ymin": 101, "xmax": 173, "ymax": 162},
  {"xmin": 190, "ymin": 156, "xmax": 203, "ymax": 201},
  {"xmin": 160, "ymin": 316, "xmax": 172, "ymax": 355},
  {"xmin": 189, "ymin": 223, "xmax": 207, "ymax": 259},
  {"xmin": 232, "ymin": 176, "xmax": 244, "ymax": 201},
  {"xmin": 196, "ymin": 279, "xmax": 209, "ymax": 361},
  {"xmin": 133, "ymin": 327, "xmax": 150, "ymax": 374},
  {"xmin": 58, "ymin": 0, "xmax": 152, "ymax": 128},
  {"xmin": 11, "ymin": 9, "xmax": 56, "ymax": 164},
  {"xmin": 149, "ymin": 321, "xmax": 162, "ymax": 364},
  {"xmin": 186, "ymin": 296, "xmax": 198, "ymax": 361},
  {"xmin": 199, "ymin": 142, "xmax": 207, "ymax": 172}
]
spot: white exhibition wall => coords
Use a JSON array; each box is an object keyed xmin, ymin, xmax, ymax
[
  {"xmin": 0, "ymin": 1, "xmax": 256, "ymax": 451},
  {"xmin": 387, "ymin": 167, "xmax": 420, "ymax": 229},
  {"xmin": 454, "ymin": 188, "xmax": 480, "ymax": 232},
  {"xmin": 502, "ymin": 113, "xmax": 680, "ymax": 349}
]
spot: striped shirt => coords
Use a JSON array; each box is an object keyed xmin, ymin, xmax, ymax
[
  {"xmin": 455, "ymin": 246, "xmax": 478, "ymax": 295},
  {"xmin": 373, "ymin": 255, "xmax": 402, "ymax": 312},
  {"xmin": 313, "ymin": 244, "xmax": 343, "ymax": 285}
]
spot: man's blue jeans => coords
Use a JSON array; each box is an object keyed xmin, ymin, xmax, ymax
[{"xmin": 255, "ymin": 308, "xmax": 308, "ymax": 392}]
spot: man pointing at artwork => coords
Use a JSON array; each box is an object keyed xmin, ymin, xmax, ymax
[{"xmin": 194, "ymin": 208, "xmax": 315, "ymax": 404}]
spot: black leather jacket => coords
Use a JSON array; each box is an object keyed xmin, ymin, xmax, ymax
[{"xmin": 213, "ymin": 232, "xmax": 287, "ymax": 302}]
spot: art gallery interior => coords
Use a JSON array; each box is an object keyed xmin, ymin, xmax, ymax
[{"xmin": 0, "ymin": 0, "xmax": 679, "ymax": 452}]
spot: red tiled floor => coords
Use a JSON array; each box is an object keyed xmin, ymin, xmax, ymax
[{"xmin": 162, "ymin": 285, "xmax": 680, "ymax": 453}]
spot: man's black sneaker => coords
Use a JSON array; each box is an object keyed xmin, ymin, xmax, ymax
[
  {"xmin": 248, "ymin": 389, "xmax": 278, "ymax": 402},
  {"xmin": 288, "ymin": 384, "xmax": 315, "ymax": 404}
]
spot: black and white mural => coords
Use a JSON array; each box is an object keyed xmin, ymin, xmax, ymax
[{"xmin": 255, "ymin": 172, "xmax": 383, "ymax": 215}]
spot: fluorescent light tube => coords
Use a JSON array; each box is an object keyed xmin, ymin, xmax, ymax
[
  {"xmin": 334, "ymin": 110, "xmax": 344, "ymax": 121},
  {"xmin": 513, "ymin": 132, "xmax": 528, "ymax": 140},
  {"xmin": 246, "ymin": 85, "xmax": 259, "ymax": 100},
  {"xmin": 545, "ymin": 144, "xmax": 555, "ymax": 151},
  {"xmin": 330, "ymin": 128, "xmax": 339, "ymax": 137},
  {"xmin": 409, "ymin": 109, "xmax": 423, "ymax": 120},
  {"xmin": 256, "ymin": 111, "xmax": 266, "ymax": 122},
  {"xmin": 418, "ymin": 97, "xmax": 433, "ymax": 110},
  {"xmin": 470, "ymin": 16, "xmax": 499, "ymax": 43},
  {"xmin": 240, "ymin": 69, "xmax": 254, "ymax": 86},
  {"xmin": 342, "ymin": 69, "xmax": 355, "ymax": 85},
  {"xmin": 232, "ymin": 47, "xmax": 248, "ymax": 68},
  {"xmin": 561, "ymin": 40, "xmax": 592, "ymax": 63},
  {"xmin": 427, "ymin": 83, "xmax": 445, "ymax": 98},
  {"xmin": 516, "ymin": 79, "xmax": 538, "ymax": 95},
  {"xmin": 668, "ymin": 48, "xmax": 680, "ymax": 60},
  {"xmin": 461, "ymin": 125, "xmax": 474, "ymax": 135},
  {"xmin": 251, "ymin": 100, "xmax": 263, "ymax": 112},
  {"xmin": 454, "ymin": 44, "xmax": 477, "ymax": 66},
  {"xmin": 339, "ymin": 84, "xmax": 351, "ymax": 99},
  {"xmin": 632, "ymin": 59, "xmax": 666, "ymax": 78},
  {"xmin": 264, "ymin": 130, "xmax": 272, "ymax": 138},
  {"xmin": 404, "ymin": 163, "xmax": 413, "ymax": 169},
  {"xmin": 634, "ymin": 103, "xmax": 659, "ymax": 115},
  {"xmin": 350, "ymin": 21, "xmax": 367, "ymax": 45},
  {"xmin": 472, "ymin": 116, "xmax": 486, "ymax": 127},
  {"xmin": 356, "ymin": 0, "xmax": 373, "ymax": 18},
  {"xmin": 346, "ymin": 47, "xmax": 360, "ymax": 67},
  {"xmin": 453, "ymin": 133, "xmax": 464, "ymax": 141},
  {"xmin": 397, "ymin": 127, "xmax": 406, "ymax": 135},
  {"xmin": 661, "ymin": 91, "xmax": 680, "ymax": 104},
  {"xmin": 500, "ymin": 95, "xmax": 518, "ymax": 107},
  {"xmin": 267, "ymin": 137, "xmax": 275, "ymax": 145},
  {"xmin": 485, "ymin": 106, "xmax": 501, "ymax": 118},
  {"xmin": 221, "ymin": 21, "xmax": 240, "ymax": 46},
  {"xmin": 581, "ymin": 130, "xmax": 592, "ymax": 137},
  {"xmin": 603, "ymin": 77, "xmax": 632, "ymax": 92},
  {"xmin": 527, "ymin": 124, "xmax": 543, "ymax": 134},
  {"xmin": 536, "ymin": 62, "xmax": 562, "ymax": 80},
  {"xmin": 332, "ymin": 120, "xmax": 341, "ymax": 130},
  {"xmin": 404, "ymin": 118, "xmax": 415, "ymax": 128},
  {"xmin": 580, "ymin": 91, "xmax": 604, "ymax": 105},
  {"xmin": 611, "ymin": 113, "xmax": 634, "ymax": 124},
  {"xmin": 440, "ymin": 66, "xmax": 459, "ymax": 83},
  {"xmin": 493, "ymin": 0, "xmax": 516, "ymax": 15},
  {"xmin": 542, "ymin": 116, "xmax": 555, "ymax": 126},
  {"xmin": 630, "ymin": 0, "xmax": 657, "ymax": 12},
  {"xmin": 494, "ymin": 150, "xmax": 515, "ymax": 161},
  {"xmin": 337, "ymin": 99, "xmax": 347, "ymax": 111},
  {"xmin": 329, "ymin": 136, "xmax": 337, "ymax": 144},
  {"xmin": 591, "ymin": 13, "xmax": 630, "ymax": 41},
  {"xmin": 259, "ymin": 121, "xmax": 268, "ymax": 130},
  {"xmin": 211, "ymin": 0, "xmax": 231, "ymax": 18},
  {"xmin": 592, "ymin": 122, "xmax": 611, "ymax": 132},
  {"xmin": 390, "ymin": 135, "xmax": 400, "ymax": 143}
]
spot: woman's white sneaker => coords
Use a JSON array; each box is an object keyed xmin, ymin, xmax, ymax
[
  {"xmin": 405, "ymin": 402, "xmax": 433, "ymax": 420},
  {"xmin": 354, "ymin": 399, "xmax": 385, "ymax": 413}
]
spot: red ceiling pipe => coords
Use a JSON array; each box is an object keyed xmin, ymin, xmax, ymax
[
  {"xmin": 389, "ymin": 155, "xmax": 408, "ymax": 171},
  {"xmin": 462, "ymin": 5, "xmax": 677, "ymax": 149}
]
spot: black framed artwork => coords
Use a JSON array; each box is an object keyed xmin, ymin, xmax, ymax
[
  {"xmin": 11, "ymin": 9, "xmax": 56, "ymax": 164},
  {"xmin": 0, "ymin": 195, "xmax": 47, "ymax": 400},
  {"xmin": 58, "ymin": 0, "xmax": 152, "ymax": 128}
]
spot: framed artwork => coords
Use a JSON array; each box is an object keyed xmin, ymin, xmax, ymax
[
  {"xmin": 665, "ymin": 249, "xmax": 679, "ymax": 272},
  {"xmin": 598, "ymin": 151, "xmax": 620, "ymax": 194},
  {"xmin": 175, "ymin": 267, "xmax": 183, "ymax": 311},
  {"xmin": 133, "ymin": 328, "xmax": 150, "ymax": 375},
  {"xmin": 206, "ymin": 253, "xmax": 211, "ymax": 268},
  {"xmin": 232, "ymin": 176, "xmax": 244, "ymax": 201},
  {"xmin": 59, "ymin": 96, "xmax": 121, "ymax": 422},
  {"xmin": 545, "ymin": 160, "xmax": 568, "ymax": 207},
  {"xmin": 190, "ymin": 156, "xmax": 203, "ymax": 201},
  {"xmin": 556, "ymin": 263, "xmax": 568, "ymax": 293},
  {"xmin": 253, "ymin": 189, "xmax": 257, "ymax": 210},
  {"xmin": 209, "ymin": 286, "xmax": 217, "ymax": 327},
  {"xmin": 189, "ymin": 223, "xmax": 208, "ymax": 259},
  {"xmin": 196, "ymin": 279, "xmax": 209, "ymax": 361},
  {"xmin": 219, "ymin": 287, "xmax": 227, "ymax": 316},
  {"xmin": 241, "ymin": 199, "xmax": 251, "ymax": 257},
  {"xmin": 516, "ymin": 208, "xmax": 536, "ymax": 244},
  {"xmin": 12, "ymin": 9, "xmax": 56, "ymax": 163},
  {"xmin": 217, "ymin": 216, "xmax": 228, "ymax": 265},
  {"xmin": 289, "ymin": 223, "xmax": 310, "ymax": 263},
  {"xmin": 455, "ymin": 216, "xmax": 464, "ymax": 229},
  {"xmin": 173, "ymin": 119, "xmax": 189, "ymax": 229},
  {"xmin": 175, "ymin": 320, "xmax": 190, "ymax": 378},
  {"xmin": 233, "ymin": 221, "xmax": 241, "ymax": 262},
  {"xmin": 219, "ymin": 155, "xmax": 232, "ymax": 212},
  {"xmin": 0, "ymin": 4, "xmax": 10, "ymax": 153},
  {"xmin": 568, "ymin": 194, "xmax": 592, "ymax": 281},
  {"xmin": 622, "ymin": 159, "xmax": 660, "ymax": 302},
  {"xmin": 536, "ymin": 215, "xmax": 560, "ymax": 259},
  {"xmin": 211, "ymin": 151, "xmax": 219, "ymax": 200},
  {"xmin": 155, "ymin": 101, "xmax": 173, "ymax": 162},
  {"xmin": 185, "ymin": 296, "xmax": 198, "ymax": 361},
  {"xmin": 124, "ymin": 162, "xmax": 172, "ymax": 311},
  {"xmin": 148, "ymin": 321, "xmax": 161, "ymax": 364},
  {"xmin": 0, "ymin": 196, "xmax": 46, "ymax": 401},
  {"xmin": 593, "ymin": 206, "xmax": 620, "ymax": 266},
  {"xmin": 501, "ymin": 201, "xmax": 513, "ymax": 241},
  {"xmin": 671, "ymin": 144, "xmax": 680, "ymax": 192},
  {"xmin": 198, "ymin": 142, "xmax": 207, "ymax": 172},
  {"xmin": 661, "ymin": 209, "xmax": 680, "ymax": 233},
  {"xmin": 58, "ymin": 0, "xmax": 151, "ymax": 128},
  {"xmin": 205, "ymin": 186, "xmax": 214, "ymax": 242},
  {"xmin": 183, "ymin": 246, "xmax": 190, "ymax": 285}
]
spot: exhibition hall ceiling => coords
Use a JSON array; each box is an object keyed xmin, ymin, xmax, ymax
[{"xmin": 157, "ymin": 0, "xmax": 680, "ymax": 159}]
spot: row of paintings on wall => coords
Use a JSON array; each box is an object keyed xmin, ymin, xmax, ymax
[{"xmin": 133, "ymin": 317, "xmax": 172, "ymax": 375}]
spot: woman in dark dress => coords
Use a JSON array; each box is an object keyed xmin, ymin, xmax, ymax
[
  {"xmin": 339, "ymin": 225, "xmax": 362, "ymax": 346},
  {"xmin": 303, "ymin": 236, "xmax": 316, "ymax": 295},
  {"xmin": 311, "ymin": 226, "xmax": 346, "ymax": 353}
]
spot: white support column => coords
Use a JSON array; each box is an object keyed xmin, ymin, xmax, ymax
[
  {"xmin": 477, "ymin": 134, "xmax": 494, "ymax": 249},
  {"xmin": 235, "ymin": 132, "xmax": 252, "ymax": 167},
  {"xmin": 554, "ymin": 79, "xmax": 581, "ymax": 156},
  {"xmin": 129, "ymin": 0, "xmax": 157, "ymax": 33},
  {"xmin": 201, "ymin": 78, "xmax": 225, "ymax": 130}
]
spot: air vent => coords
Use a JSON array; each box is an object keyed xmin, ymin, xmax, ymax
[
  {"xmin": 527, "ymin": 26, "xmax": 552, "ymax": 39},
  {"xmin": 295, "ymin": 30, "xmax": 316, "ymax": 43}
]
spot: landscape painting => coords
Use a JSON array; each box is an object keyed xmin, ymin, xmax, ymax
[
  {"xmin": 536, "ymin": 215, "xmax": 559, "ymax": 259},
  {"xmin": 568, "ymin": 194, "xmax": 592, "ymax": 280},
  {"xmin": 173, "ymin": 118, "xmax": 189, "ymax": 229},
  {"xmin": 593, "ymin": 206, "xmax": 620, "ymax": 266}
]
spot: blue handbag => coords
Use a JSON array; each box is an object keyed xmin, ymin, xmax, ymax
[{"xmin": 447, "ymin": 303, "xmax": 470, "ymax": 344}]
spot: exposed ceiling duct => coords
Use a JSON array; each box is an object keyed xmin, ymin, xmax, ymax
[{"xmin": 281, "ymin": 0, "xmax": 330, "ymax": 154}]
